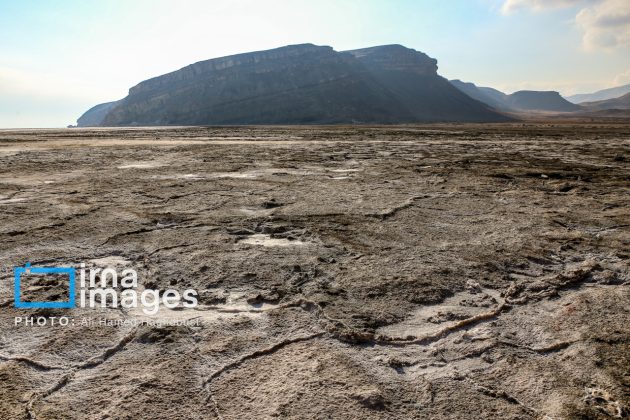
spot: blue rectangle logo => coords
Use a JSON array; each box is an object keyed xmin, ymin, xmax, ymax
[{"xmin": 14, "ymin": 263, "xmax": 76, "ymax": 309}]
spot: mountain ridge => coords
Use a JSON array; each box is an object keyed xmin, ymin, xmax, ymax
[
  {"xmin": 581, "ymin": 92, "xmax": 630, "ymax": 110},
  {"xmin": 566, "ymin": 84, "xmax": 630, "ymax": 104},
  {"xmin": 78, "ymin": 44, "xmax": 510, "ymax": 126},
  {"xmin": 450, "ymin": 80, "xmax": 581, "ymax": 112}
]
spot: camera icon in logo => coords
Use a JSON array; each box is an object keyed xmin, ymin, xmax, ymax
[{"xmin": 14, "ymin": 263, "xmax": 76, "ymax": 309}]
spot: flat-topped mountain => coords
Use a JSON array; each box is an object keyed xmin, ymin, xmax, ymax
[
  {"xmin": 450, "ymin": 80, "xmax": 581, "ymax": 113},
  {"xmin": 506, "ymin": 90, "xmax": 581, "ymax": 112},
  {"xmin": 78, "ymin": 44, "xmax": 510, "ymax": 126}
]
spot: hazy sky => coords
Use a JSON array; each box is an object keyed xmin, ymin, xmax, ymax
[{"xmin": 1, "ymin": 0, "xmax": 629, "ymax": 127}]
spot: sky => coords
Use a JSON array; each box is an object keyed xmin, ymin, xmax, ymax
[{"xmin": 1, "ymin": 0, "xmax": 629, "ymax": 127}]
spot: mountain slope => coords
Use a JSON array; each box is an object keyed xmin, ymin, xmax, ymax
[
  {"xmin": 581, "ymin": 92, "xmax": 630, "ymax": 110},
  {"xmin": 77, "ymin": 101, "xmax": 121, "ymax": 127},
  {"xmin": 80, "ymin": 44, "xmax": 509, "ymax": 126},
  {"xmin": 566, "ymin": 84, "xmax": 630, "ymax": 104},
  {"xmin": 343, "ymin": 45, "xmax": 509, "ymax": 122},
  {"xmin": 449, "ymin": 80, "xmax": 509, "ymax": 110}
]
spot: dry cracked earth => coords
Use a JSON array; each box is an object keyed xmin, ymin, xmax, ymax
[{"xmin": 0, "ymin": 124, "xmax": 628, "ymax": 419}]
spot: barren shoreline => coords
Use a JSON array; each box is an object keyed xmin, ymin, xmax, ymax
[{"xmin": 0, "ymin": 124, "xmax": 628, "ymax": 419}]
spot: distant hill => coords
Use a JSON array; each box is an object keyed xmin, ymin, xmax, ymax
[
  {"xmin": 450, "ymin": 81, "xmax": 581, "ymax": 113},
  {"xmin": 566, "ymin": 84, "xmax": 630, "ymax": 104},
  {"xmin": 506, "ymin": 91, "xmax": 581, "ymax": 112},
  {"xmin": 581, "ymin": 92, "xmax": 630, "ymax": 110},
  {"xmin": 78, "ymin": 44, "xmax": 509, "ymax": 126}
]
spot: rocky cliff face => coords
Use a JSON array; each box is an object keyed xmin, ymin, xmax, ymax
[
  {"xmin": 345, "ymin": 44, "xmax": 437, "ymax": 74},
  {"xmin": 343, "ymin": 45, "xmax": 507, "ymax": 122},
  {"xmin": 82, "ymin": 44, "xmax": 509, "ymax": 126}
]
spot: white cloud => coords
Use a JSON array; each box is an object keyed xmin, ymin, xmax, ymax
[
  {"xmin": 501, "ymin": 0, "xmax": 589, "ymax": 15},
  {"xmin": 501, "ymin": 0, "xmax": 630, "ymax": 51},
  {"xmin": 576, "ymin": 0, "xmax": 630, "ymax": 50},
  {"xmin": 613, "ymin": 69, "xmax": 630, "ymax": 86}
]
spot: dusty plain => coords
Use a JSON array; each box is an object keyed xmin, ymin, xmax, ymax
[{"xmin": 0, "ymin": 124, "xmax": 628, "ymax": 419}]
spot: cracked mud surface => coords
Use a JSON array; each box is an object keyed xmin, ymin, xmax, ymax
[{"xmin": 0, "ymin": 124, "xmax": 629, "ymax": 419}]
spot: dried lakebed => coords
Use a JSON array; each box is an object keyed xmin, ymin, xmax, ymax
[{"xmin": 0, "ymin": 124, "xmax": 628, "ymax": 419}]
